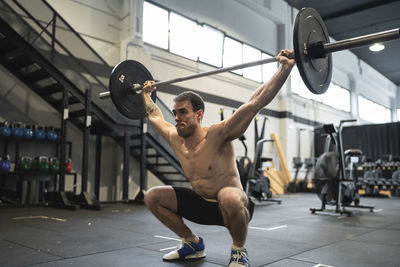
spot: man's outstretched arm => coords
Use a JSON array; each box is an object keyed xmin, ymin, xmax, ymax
[
  {"xmin": 221, "ymin": 49, "xmax": 295, "ymax": 141},
  {"xmin": 142, "ymin": 81, "xmax": 175, "ymax": 143}
]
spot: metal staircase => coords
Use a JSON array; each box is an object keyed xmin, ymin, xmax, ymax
[{"xmin": 0, "ymin": 0, "xmax": 188, "ymax": 206}]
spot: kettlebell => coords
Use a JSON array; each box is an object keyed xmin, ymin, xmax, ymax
[
  {"xmin": 19, "ymin": 156, "xmax": 33, "ymax": 171},
  {"xmin": 23, "ymin": 124, "xmax": 34, "ymax": 139},
  {"xmin": 0, "ymin": 121, "xmax": 11, "ymax": 137},
  {"xmin": 55, "ymin": 128, "xmax": 61, "ymax": 140},
  {"xmin": 65, "ymin": 158, "xmax": 72, "ymax": 173},
  {"xmin": 34, "ymin": 125, "xmax": 46, "ymax": 140},
  {"xmin": 46, "ymin": 126, "xmax": 58, "ymax": 141},
  {"xmin": 0, "ymin": 155, "xmax": 11, "ymax": 172},
  {"xmin": 37, "ymin": 156, "xmax": 49, "ymax": 172},
  {"xmin": 49, "ymin": 157, "xmax": 60, "ymax": 172},
  {"xmin": 11, "ymin": 122, "xmax": 24, "ymax": 138}
]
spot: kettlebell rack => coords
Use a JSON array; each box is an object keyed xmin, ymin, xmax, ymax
[{"xmin": 0, "ymin": 134, "xmax": 76, "ymax": 205}]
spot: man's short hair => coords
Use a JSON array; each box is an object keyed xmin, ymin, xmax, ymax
[{"xmin": 174, "ymin": 91, "xmax": 205, "ymax": 112}]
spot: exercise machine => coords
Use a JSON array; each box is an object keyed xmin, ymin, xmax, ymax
[{"xmin": 310, "ymin": 120, "xmax": 374, "ymax": 216}]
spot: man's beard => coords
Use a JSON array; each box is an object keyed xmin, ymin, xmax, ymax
[{"xmin": 177, "ymin": 123, "xmax": 196, "ymax": 138}]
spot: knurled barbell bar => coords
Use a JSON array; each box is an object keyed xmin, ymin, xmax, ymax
[{"xmin": 99, "ymin": 7, "xmax": 399, "ymax": 120}]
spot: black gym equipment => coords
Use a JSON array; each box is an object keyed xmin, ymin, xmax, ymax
[
  {"xmin": 232, "ymin": 113, "xmax": 280, "ymax": 204},
  {"xmin": 236, "ymin": 135, "xmax": 252, "ymax": 192},
  {"xmin": 99, "ymin": 8, "xmax": 399, "ymax": 119},
  {"xmin": 310, "ymin": 120, "xmax": 374, "ymax": 216},
  {"xmin": 245, "ymin": 117, "xmax": 281, "ymax": 204},
  {"xmin": 302, "ymin": 158, "xmax": 314, "ymax": 192},
  {"xmin": 287, "ymin": 128, "xmax": 306, "ymax": 193},
  {"xmin": 247, "ymin": 139, "xmax": 281, "ymax": 205},
  {"xmin": 286, "ymin": 156, "xmax": 303, "ymax": 193},
  {"xmin": 359, "ymin": 156, "xmax": 400, "ymax": 198}
]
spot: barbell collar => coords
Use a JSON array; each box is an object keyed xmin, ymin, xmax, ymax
[
  {"xmin": 99, "ymin": 91, "xmax": 111, "ymax": 99},
  {"xmin": 312, "ymin": 28, "xmax": 400, "ymax": 58}
]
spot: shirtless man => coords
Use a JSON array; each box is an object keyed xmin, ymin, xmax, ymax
[{"xmin": 142, "ymin": 49, "xmax": 295, "ymax": 266}]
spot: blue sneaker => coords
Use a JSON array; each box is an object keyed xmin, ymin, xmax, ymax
[
  {"xmin": 228, "ymin": 247, "xmax": 250, "ymax": 267},
  {"xmin": 163, "ymin": 237, "xmax": 206, "ymax": 261}
]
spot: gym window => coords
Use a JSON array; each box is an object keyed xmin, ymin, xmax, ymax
[
  {"xmin": 397, "ymin": 109, "xmax": 400, "ymax": 121},
  {"xmin": 198, "ymin": 24, "xmax": 224, "ymax": 67},
  {"xmin": 143, "ymin": 2, "xmax": 168, "ymax": 50},
  {"xmin": 169, "ymin": 12, "xmax": 199, "ymax": 61},
  {"xmin": 358, "ymin": 95, "xmax": 391, "ymax": 123},
  {"xmin": 322, "ymin": 83, "xmax": 350, "ymax": 112},
  {"xmin": 143, "ymin": 1, "xmax": 273, "ymax": 83},
  {"xmin": 291, "ymin": 67, "xmax": 350, "ymax": 112},
  {"xmin": 223, "ymin": 37, "xmax": 243, "ymax": 75},
  {"xmin": 262, "ymin": 53, "xmax": 277, "ymax": 83},
  {"xmin": 243, "ymin": 44, "xmax": 262, "ymax": 82}
]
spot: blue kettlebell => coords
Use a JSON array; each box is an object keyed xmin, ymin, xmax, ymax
[
  {"xmin": 46, "ymin": 126, "xmax": 58, "ymax": 141},
  {"xmin": 11, "ymin": 122, "xmax": 24, "ymax": 138},
  {"xmin": 0, "ymin": 155, "xmax": 11, "ymax": 172},
  {"xmin": 0, "ymin": 121, "xmax": 11, "ymax": 137},
  {"xmin": 23, "ymin": 124, "xmax": 34, "ymax": 139},
  {"xmin": 55, "ymin": 128, "xmax": 61, "ymax": 140},
  {"xmin": 34, "ymin": 125, "xmax": 45, "ymax": 140}
]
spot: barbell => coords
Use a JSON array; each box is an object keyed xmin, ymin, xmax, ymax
[{"xmin": 99, "ymin": 7, "xmax": 399, "ymax": 120}]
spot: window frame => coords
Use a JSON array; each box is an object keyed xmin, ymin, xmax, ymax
[
  {"xmin": 142, "ymin": 1, "xmax": 274, "ymax": 83},
  {"xmin": 358, "ymin": 95, "xmax": 392, "ymax": 123}
]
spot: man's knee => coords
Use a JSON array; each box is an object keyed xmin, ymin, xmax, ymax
[
  {"xmin": 144, "ymin": 187, "xmax": 161, "ymax": 209},
  {"xmin": 144, "ymin": 186, "xmax": 176, "ymax": 210},
  {"xmin": 218, "ymin": 187, "xmax": 248, "ymax": 214}
]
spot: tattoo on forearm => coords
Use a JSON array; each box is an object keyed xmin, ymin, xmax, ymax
[{"xmin": 145, "ymin": 102, "xmax": 157, "ymax": 117}]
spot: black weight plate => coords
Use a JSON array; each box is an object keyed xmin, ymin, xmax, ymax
[
  {"xmin": 293, "ymin": 7, "xmax": 332, "ymax": 94},
  {"xmin": 109, "ymin": 60, "xmax": 156, "ymax": 119},
  {"xmin": 314, "ymin": 152, "xmax": 339, "ymax": 203}
]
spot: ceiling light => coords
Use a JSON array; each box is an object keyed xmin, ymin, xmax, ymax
[{"xmin": 369, "ymin": 43, "xmax": 385, "ymax": 52}]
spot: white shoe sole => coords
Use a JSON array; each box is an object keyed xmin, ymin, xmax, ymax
[{"xmin": 163, "ymin": 250, "xmax": 206, "ymax": 262}]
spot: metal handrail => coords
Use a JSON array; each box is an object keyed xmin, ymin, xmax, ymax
[
  {"xmin": 12, "ymin": 0, "xmax": 109, "ymax": 90},
  {"xmin": 40, "ymin": 0, "xmax": 110, "ymax": 68}
]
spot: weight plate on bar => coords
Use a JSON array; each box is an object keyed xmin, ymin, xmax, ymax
[
  {"xmin": 109, "ymin": 60, "xmax": 156, "ymax": 119},
  {"xmin": 294, "ymin": 7, "xmax": 332, "ymax": 94}
]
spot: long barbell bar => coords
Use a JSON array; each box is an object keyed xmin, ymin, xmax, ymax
[
  {"xmin": 309, "ymin": 28, "xmax": 400, "ymax": 58},
  {"xmin": 100, "ymin": 27, "xmax": 399, "ymax": 99},
  {"xmin": 99, "ymin": 57, "xmax": 280, "ymax": 99}
]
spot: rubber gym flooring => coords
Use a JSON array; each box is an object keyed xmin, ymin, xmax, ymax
[{"xmin": 0, "ymin": 193, "xmax": 399, "ymax": 267}]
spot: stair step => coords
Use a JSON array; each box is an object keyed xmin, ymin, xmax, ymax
[
  {"xmin": 131, "ymin": 144, "xmax": 153, "ymax": 150},
  {"xmin": 157, "ymin": 171, "xmax": 181, "ymax": 175},
  {"xmin": 130, "ymin": 134, "xmax": 142, "ymax": 139},
  {"xmin": 146, "ymin": 154, "xmax": 161, "ymax": 158},
  {"xmin": 147, "ymin": 163, "xmax": 173, "ymax": 167},
  {"xmin": 36, "ymin": 83, "xmax": 64, "ymax": 95},
  {"xmin": 0, "ymin": 40, "xmax": 18, "ymax": 54},
  {"xmin": 166, "ymin": 179, "xmax": 189, "ymax": 183},
  {"xmin": 2, "ymin": 47, "xmax": 24, "ymax": 60},
  {"xmin": 49, "ymin": 96, "xmax": 81, "ymax": 107},
  {"xmin": 20, "ymin": 68, "xmax": 51, "ymax": 83},
  {"xmin": 3, "ymin": 54, "xmax": 34, "ymax": 69},
  {"xmin": 69, "ymin": 109, "xmax": 89, "ymax": 118}
]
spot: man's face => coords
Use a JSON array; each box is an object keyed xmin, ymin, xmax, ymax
[{"xmin": 172, "ymin": 100, "xmax": 202, "ymax": 138}]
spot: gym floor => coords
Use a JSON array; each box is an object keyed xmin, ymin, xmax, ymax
[{"xmin": 0, "ymin": 194, "xmax": 399, "ymax": 267}]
